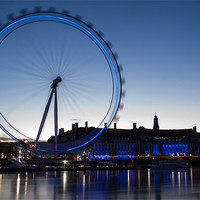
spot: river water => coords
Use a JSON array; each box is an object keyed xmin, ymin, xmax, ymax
[{"xmin": 0, "ymin": 167, "xmax": 200, "ymax": 200}]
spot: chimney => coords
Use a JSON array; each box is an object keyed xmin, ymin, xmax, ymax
[
  {"xmin": 72, "ymin": 123, "xmax": 75, "ymax": 131},
  {"xmin": 133, "ymin": 123, "xmax": 137, "ymax": 136},
  {"xmin": 114, "ymin": 123, "xmax": 117, "ymax": 133},
  {"xmin": 74, "ymin": 123, "xmax": 78, "ymax": 132},
  {"xmin": 193, "ymin": 126, "xmax": 197, "ymax": 133},
  {"xmin": 85, "ymin": 121, "xmax": 88, "ymax": 133},
  {"xmin": 59, "ymin": 128, "xmax": 64, "ymax": 136}
]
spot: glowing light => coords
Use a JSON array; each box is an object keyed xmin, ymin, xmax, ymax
[{"xmin": 63, "ymin": 160, "xmax": 68, "ymax": 165}]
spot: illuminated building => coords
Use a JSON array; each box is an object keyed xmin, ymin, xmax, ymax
[
  {"xmin": 88, "ymin": 115, "xmax": 200, "ymax": 159},
  {"xmin": 90, "ymin": 123, "xmax": 136, "ymax": 159},
  {"xmin": 0, "ymin": 115, "xmax": 199, "ymax": 160},
  {"xmin": 46, "ymin": 115, "xmax": 200, "ymax": 159}
]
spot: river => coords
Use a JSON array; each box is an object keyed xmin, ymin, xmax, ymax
[{"xmin": 0, "ymin": 167, "xmax": 200, "ymax": 200}]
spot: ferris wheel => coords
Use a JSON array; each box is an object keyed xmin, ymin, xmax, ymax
[{"xmin": 0, "ymin": 8, "xmax": 124, "ymax": 153}]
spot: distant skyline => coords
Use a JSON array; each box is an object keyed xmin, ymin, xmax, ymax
[{"xmin": 0, "ymin": 0, "xmax": 200, "ymax": 140}]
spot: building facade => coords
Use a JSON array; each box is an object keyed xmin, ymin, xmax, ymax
[{"xmin": 88, "ymin": 115, "xmax": 200, "ymax": 159}]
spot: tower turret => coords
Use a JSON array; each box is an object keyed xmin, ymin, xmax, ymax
[{"xmin": 153, "ymin": 114, "xmax": 159, "ymax": 132}]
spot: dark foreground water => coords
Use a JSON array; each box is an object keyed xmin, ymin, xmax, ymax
[{"xmin": 1, "ymin": 167, "xmax": 200, "ymax": 200}]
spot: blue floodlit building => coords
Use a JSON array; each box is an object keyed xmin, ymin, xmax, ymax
[
  {"xmin": 88, "ymin": 115, "xmax": 200, "ymax": 159},
  {"xmin": 47, "ymin": 115, "xmax": 200, "ymax": 159}
]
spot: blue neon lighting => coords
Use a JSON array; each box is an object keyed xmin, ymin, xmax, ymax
[
  {"xmin": 161, "ymin": 142, "xmax": 188, "ymax": 155},
  {"xmin": 0, "ymin": 13, "xmax": 120, "ymax": 152},
  {"xmin": 90, "ymin": 154, "xmax": 134, "ymax": 160}
]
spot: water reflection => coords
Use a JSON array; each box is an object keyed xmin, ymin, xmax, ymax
[
  {"xmin": 0, "ymin": 167, "xmax": 200, "ymax": 199},
  {"xmin": 16, "ymin": 173, "xmax": 20, "ymax": 200},
  {"xmin": 0, "ymin": 174, "xmax": 2, "ymax": 191}
]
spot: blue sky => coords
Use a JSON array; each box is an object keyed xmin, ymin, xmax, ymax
[{"xmin": 0, "ymin": 0, "xmax": 200, "ymax": 140}]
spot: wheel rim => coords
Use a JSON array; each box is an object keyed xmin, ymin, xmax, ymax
[{"xmin": 0, "ymin": 12, "xmax": 122, "ymax": 152}]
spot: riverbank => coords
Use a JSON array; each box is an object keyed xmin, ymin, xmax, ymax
[{"xmin": 1, "ymin": 156, "xmax": 200, "ymax": 173}]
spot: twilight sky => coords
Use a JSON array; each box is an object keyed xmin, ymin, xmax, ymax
[{"xmin": 0, "ymin": 0, "xmax": 200, "ymax": 140}]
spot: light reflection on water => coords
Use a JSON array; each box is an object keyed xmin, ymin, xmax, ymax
[{"xmin": 0, "ymin": 167, "xmax": 200, "ymax": 200}]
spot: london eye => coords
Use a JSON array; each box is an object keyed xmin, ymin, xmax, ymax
[{"xmin": 0, "ymin": 9, "xmax": 124, "ymax": 153}]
